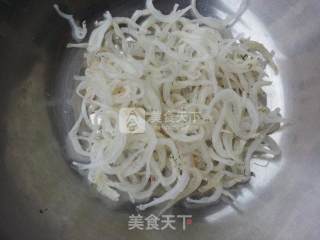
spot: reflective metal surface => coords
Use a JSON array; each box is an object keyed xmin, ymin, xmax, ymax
[{"xmin": 1, "ymin": 0, "xmax": 320, "ymax": 239}]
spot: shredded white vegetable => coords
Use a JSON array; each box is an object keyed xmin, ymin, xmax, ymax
[{"xmin": 66, "ymin": 0, "xmax": 283, "ymax": 211}]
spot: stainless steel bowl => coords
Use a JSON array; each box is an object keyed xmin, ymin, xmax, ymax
[{"xmin": 1, "ymin": 0, "xmax": 320, "ymax": 239}]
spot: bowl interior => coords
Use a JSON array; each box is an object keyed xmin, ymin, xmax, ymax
[{"xmin": 1, "ymin": 0, "xmax": 320, "ymax": 239}]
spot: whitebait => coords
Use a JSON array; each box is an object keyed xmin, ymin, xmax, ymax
[
  {"xmin": 66, "ymin": 0, "xmax": 283, "ymax": 211},
  {"xmin": 53, "ymin": 4, "xmax": 87, "ymax": 42}
]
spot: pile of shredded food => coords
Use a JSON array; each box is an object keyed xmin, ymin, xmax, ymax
[{"xmin": 60, "ymin": 0, "xmax": 283, "ymax": 211}]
